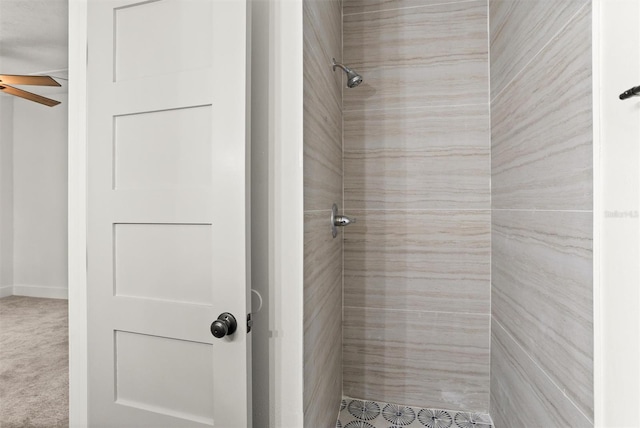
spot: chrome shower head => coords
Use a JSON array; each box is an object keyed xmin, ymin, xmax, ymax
[{"xmin": 332, "ymin": 58, "xmax": 363, "ymax": 88}]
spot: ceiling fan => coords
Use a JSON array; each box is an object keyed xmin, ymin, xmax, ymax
[{"xmin": 0, "ymin": 74, "xmax": 61, "ymax": 107}]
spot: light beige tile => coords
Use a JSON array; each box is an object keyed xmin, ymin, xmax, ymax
[
  {"xmin": 492, "ymin": 210, "xmax": 593, "ymax": 419},
  {"xmin": 303, "ymin": 2, "xmax": 343, "ymax": 423},
  {"xmin": 490, "ymin": 0, "xmax": 589, "ymax": 99},
  {"xmin": 491, "ymin": 320, "xmax": 593, "ymax": 428},
  {"xmin": 343, "ymin": 0, "xmax": 486, "ymax": 69},
  {"xmin": 343, "ymin": 1, "xmax": 488, "ymax": 110},
  {"xmin": 344, "ymin": 105, "xmax": 490, "ymax": 209},
  {"xmin": 344, "ymin": 104, "xmax": 489, "ymax": 152},
  {"xmin": 303, "ymin": 211, "xmax": 343, "ymax": 427},
  {"xmin": 343, "ymin": 149, "xmax": 489, "ymax": 193},
  {"xmin": 344, "ymin": 210, "xmax": 490, "ymax": 314},
  {"xmin": 343, "ymin": 307, "xmax": 490, "ymax": 412},
  {"xmin": 305, "ymin": 0, "xmax": 343, "ymax": 94},
  {"xmin": 304, "ymin": 0, "xmax": 343, "ymax": 211},
  {"xmin": 304, "ymin": 211, "xmax": 342, "ymax": 334},
  {"xmin": 491, "ymin": 6, "xmax": 592, "ymax": 210},
  {"xmin": 343, "ymin": 0, "xmax": 467, "ymax": 16},
  {"xmin": 303, "ymin": 100, "xmax": 342, "ymax": 211}
]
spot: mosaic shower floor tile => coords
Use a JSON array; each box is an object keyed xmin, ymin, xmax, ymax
[{"xmin": 336, "ymin": 397, "xmax": 493, "ymax": 428}]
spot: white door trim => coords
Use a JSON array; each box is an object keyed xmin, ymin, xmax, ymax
[
  {"xmin": 68, "ymin": 0, "xmax": 88, "ymax": 425},
  {"xmin": 269, "ymin": 1, "xmax": 305, "ymax": 425}
]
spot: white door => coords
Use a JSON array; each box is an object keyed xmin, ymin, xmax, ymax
[{"xmin": 86, "ymin": 1, "xmax": 251, "ymax": 426}]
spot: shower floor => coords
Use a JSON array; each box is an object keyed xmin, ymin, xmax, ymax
[{"xmin": 336, "ymin": 397, "xmax": 493, "ymax": 428}]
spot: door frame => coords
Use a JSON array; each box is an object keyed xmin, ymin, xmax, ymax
[
  {"xmin": 68, "ymin": 0, "xmax": 305, "ymax": 426},
  {"xmin": 68, "ymin": 0, "xmax": 88, "ymax": 424}
]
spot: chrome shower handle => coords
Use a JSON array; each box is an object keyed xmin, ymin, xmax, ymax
[
  {"xmin": 334, "ymin": 215, "xmax": 355, "ymax": 227},
  {"xmin": 331, "ymin": 203, "xmax": 356, "ymax": 238}
]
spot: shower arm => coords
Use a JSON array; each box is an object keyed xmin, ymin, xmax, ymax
[{"xmin": 332, "ymin": 58, "xmax": 349, "ymax": 73}]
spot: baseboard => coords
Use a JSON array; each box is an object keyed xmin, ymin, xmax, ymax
[
  {"xmin": 12, "ymin": 284, "xmax": 68, "ymax": 300},
  {"xmin": 0, "ymin": 285, "xmax": 13, "ymax": 298}
]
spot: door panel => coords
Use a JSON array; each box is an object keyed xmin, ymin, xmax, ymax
[
  {"xmin": 87, "ymin": 1, "xmax": 251, "ymax": 426},
  {"xmin": 113, "ymin": 0, "xmax": 212, "ymax": 82},
  {"xmin": 113, "ymin": 106, "xmax": 213, "ymax": 190},
  {"xmin": 115, "ymin": 331, "xmax": 214, "ymax": 424},
  {"xmin": 114, "ymin": 223, "xmax": 213, "ymax": 304}
]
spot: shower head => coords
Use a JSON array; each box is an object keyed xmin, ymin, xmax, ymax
[{"xmin": 332, "ymin": 58, "xmax": 363, "ymax": 88}]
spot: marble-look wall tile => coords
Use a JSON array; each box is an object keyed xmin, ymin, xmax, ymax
[
  {"xmin": 491, "ymin": 5, "xmax": 592, "ymax": 210},
  {"xmin": 344, "ymin": 105, "xmax": 490, "ymax": 209},
  {"xmin": 303, "ymin": 97, "xmax": 342, "ymax": 211},
  {"xmin": 344, "ymin": 210, "xmax": 490, "ymax": 314},
  {"xmin": 343, "ymin": 307, "xmax": 490, "ymax": 412},
  {"xmin": 343, "ymin": 0, "xmax": 486, "ymax": 71},
  {"xmin": 343, "ymin": 1, "xmax": 488, "ymax": 110},
  {"xmin": 489, "ymin": 0, "xmax": 589, "ymax": 100},
  {"xmin": 303, "ymin": 0, "xmax": 343, "ymax": 426},
  {"xmin": 304, "ymin": 211, "xmax": 343, "ymax": 427},
  {"xmin": 342, "ymin": 0, "xmax": 491, "ymax": 412},
  {"xmin": 305, "ymin": 0, "xmax": 343, "ymax": 98},
  {"xmin": 489, "ymin": 0, "xmax": 594, "ymax": 424},
  {"xmin": 492, "ymin": 210, "xmax": 593, "ymax": 419},
  {"xmin": 343, "ymin": 0, "xmax": 467, "ymax": 16},
  {"xmin": 304, "ymin": 0, "xmax": 343, "ymax": 211},
  {"xmin": 491, "ymin": 321, "xmax": 592, "ymax": 428}
]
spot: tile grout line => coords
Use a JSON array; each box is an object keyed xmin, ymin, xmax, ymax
[
  {"xmin": 339, "ymin": 208, "xmax": 592, "ymax": 213},
  {"xmin": 342, "ymin": 208, "xmax": 491, "ymax": 212},
  {"xmin": 341, "ymin": 0, "xmax": 346, "ymax": 405},
  {"xmin": 304, "ymin": 209, "xmax": 334, "ymax": 214},
  {"xmin": 343, "ymin": 0, "xmax": 480, "ymax": 17},
  {"xmin": 486, "ymin": 0, "xmax": 493, "ymax": 417},
  {"xmin": 343, "ymin": 305, "xmax": 491, "ymax": 317},
  {"xmin": 490, "ymin": 1, "xmax": 591, "ymax": 104},
  {"xmin": 492, "ymin": 318, "xmax": 594, "ymax": 425},
  {"xmin": 343, "ymin": 102, "xmax": 489, "ymax": 114},
  {"xmin": 492, "ymin": 208, "xmax": 593, "ymax": 213}
]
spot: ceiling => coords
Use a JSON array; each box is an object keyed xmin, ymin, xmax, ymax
[{"xmin": 0, "ymin": 0, "xmax": 68, "ymax": 96}]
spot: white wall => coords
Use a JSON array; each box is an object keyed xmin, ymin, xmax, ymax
[
  {"xmin": 272, "ymin": 2, "xmax": 305, "ymax": 425},
  {"xmin": 594, "ymin": 0, "xmax": 640, "ymax": 426},
  {"xmin": 0, "ymin": 97, "xmax": 14, "ymax": 298},
  {"xmin": 12, "ymin": 94, "xmax": 68, "ymax": 299}
]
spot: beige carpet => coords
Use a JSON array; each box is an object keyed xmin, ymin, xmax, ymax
[{"xmin": 0, "ymin": 296, "xmax": 69, "ymax": 428}]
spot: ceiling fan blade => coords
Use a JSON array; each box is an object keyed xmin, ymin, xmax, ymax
[
  {"xmin": 0, "ymin": 74, "xmax": 61, "ymax": 87},
  {"xmin": 0, "ymin": 84, "xmax": 61, "ymax": 107}
]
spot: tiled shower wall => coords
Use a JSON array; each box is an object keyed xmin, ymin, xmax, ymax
[
  {"xmin": 342, "ymin": 0, "xmax": 491, "ymax": 413},
  {"xmin": 303, "ymin": 0, "xmax": 343, "ymax": 426},
  {"xmin": 489, "ymin": 1, "xmax": 594, "ymax": 426}
]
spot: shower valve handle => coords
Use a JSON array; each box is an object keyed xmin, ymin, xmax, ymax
[
  {"xmin": 334, "ymin": 215, "xmax": 355, "ymax": 227},
  {"xmin": 331, "ymin": 203, "xmax": 356, "ymax": 238}
]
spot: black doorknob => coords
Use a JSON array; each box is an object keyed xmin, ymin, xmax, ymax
[{"xmin": 211, "ymin": 312, "xmax": 238, "ymax": 338}]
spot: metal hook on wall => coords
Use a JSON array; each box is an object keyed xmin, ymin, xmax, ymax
[{"xmin": 619, "ymin": 85, "xmax": 640, "ymax": 100}]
